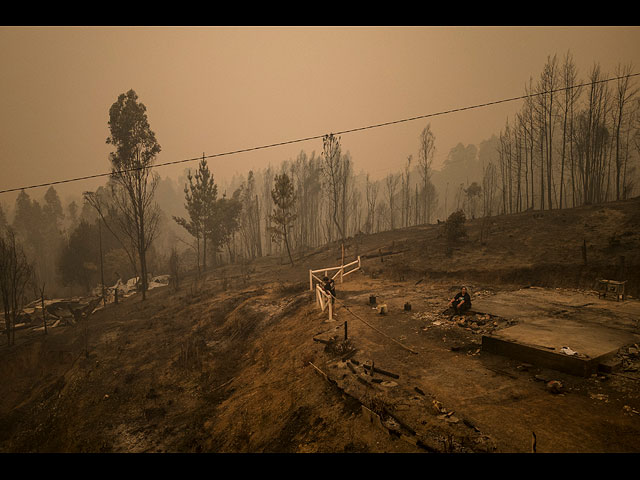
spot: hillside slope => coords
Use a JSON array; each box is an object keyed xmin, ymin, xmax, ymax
[
  {"xmin": 0, "ymin": 198, "xmax": 639, "ymax": 453},
  {"xmin": 341, "ymin": 197, "xmax": 640, "ymax": 296}
]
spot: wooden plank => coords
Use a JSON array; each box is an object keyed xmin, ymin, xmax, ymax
[
  {"xmin": 309, "ymin": 361, "xmax": 328, "ymax": 379},
  {"xmin": 361, "ymin": 405, "xmax": 384, "ymax": 429}
]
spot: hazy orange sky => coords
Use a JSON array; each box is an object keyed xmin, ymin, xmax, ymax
[{"xmin": 1, "ymin": 26, "xmax": 639, "ymax": 208}]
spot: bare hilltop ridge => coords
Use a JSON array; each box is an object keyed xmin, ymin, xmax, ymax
[{"xmin": 1, "ymin": 197, "xmax": 639, "ymax": 453}]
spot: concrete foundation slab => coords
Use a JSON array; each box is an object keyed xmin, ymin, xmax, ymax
[{"xmin": 474, "ymin": 288, "xmax": 640, "ymax": 377}]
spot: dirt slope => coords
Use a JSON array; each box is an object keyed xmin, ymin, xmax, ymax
[{"xmin": 1, "ymin": 198, "xmax": 639, "ymax": 453}]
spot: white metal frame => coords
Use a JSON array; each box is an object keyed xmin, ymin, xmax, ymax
[
  {"xmin": 309, "ymin": 256, "xmax": 361, "ymax": 322},
  {"xmin": 315, "ymin": 284, "xmax": 334, "ymax": 321},
  {"xmin": 309, "ymin": 256, "xmax": 361, "ymax": 291}
]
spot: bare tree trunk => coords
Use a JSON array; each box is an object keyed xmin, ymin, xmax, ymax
[
  {"xmin": 612, "ymin": 63, "xmax": 637, "ymax": 200},
  {"xmin": 284, "ymin": 227, "xmax": 294, "ymax": 266},
  {"xmin": 98, "ymin": 221, "xmax": 106, "ymax": 306},
  {"xmin": 255, "ymin": 194, "xmax": 262, "ymax": 257},
  {"xmin": 40, "ymin": 286, "xmax": 47, "ymax": 335},
  {"xmin": 385, "ymin": 173, "xmax": 399, "ymax": 230}
]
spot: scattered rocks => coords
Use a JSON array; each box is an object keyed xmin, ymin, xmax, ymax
[
  {"xmin": 589, "ymin": 393, "xmax": 609, "ymax": 402},
  {"xmin": 438, "ymin": 414, "xmax": 459, "ymax": 424},
  {"xmin": 546, "ymin": 380, "xmax": 564, "ymax": 394},
  {"xmin": 619, "ymin": 345, "xmax": 640, "ymax": 372},
  {"xmin": 379, "ymin": 380, "xmax": 398, "ymax": 388},
  {"xmin": 412, "ymin": 310, "xmax": 504, "ymax": 336},
  {"xmin": 412, "ymin": 311, "xmax": 440, "ymax": 322},
  {"xmin": 473, "ymin": 290, "xmax": 494, "ymax": 297}
]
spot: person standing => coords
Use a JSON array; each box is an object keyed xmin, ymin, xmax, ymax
[{"xmin": 322, "ymin": 276, "xmax": 336, "ymax": 305}]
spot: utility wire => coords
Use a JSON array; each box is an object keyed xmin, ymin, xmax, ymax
[
  {"xmin": 338, "ymin": 299, "xmax": 419, "ymax": 355},
  {"xmin": 1, "ymin": 71, "xmax": 638, "ymax": 196}
]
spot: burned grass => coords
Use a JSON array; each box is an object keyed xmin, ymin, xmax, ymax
[{"xmin": 1, "ymin": 198, "xmax": 640, "ymax": 453}]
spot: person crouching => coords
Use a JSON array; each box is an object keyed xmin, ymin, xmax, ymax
[{"xmin": 448, "ymin": 286, "xmax": 471, "ymax": 316}]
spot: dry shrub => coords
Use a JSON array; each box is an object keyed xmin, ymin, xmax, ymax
[{"xmin": 444, "ymin": 210, "xmax": 467, "ymax": 255}]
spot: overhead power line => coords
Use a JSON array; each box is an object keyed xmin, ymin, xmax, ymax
[{"xmin": 1, "ymin": 71, "xmax": 638, "ymax": 196}]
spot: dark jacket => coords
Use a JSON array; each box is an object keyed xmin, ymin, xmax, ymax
[
  {"xmin": 454, "ymin": 292, "xmax": 471, "ymax": 307},
  {"xmin": 323, "ymin": 280, "xmax": 335, "ymax": 296}
]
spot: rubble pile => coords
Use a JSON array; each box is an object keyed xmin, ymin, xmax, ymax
[
  {"xmin": 8, "ymin": 296, "xmax": 104, "ymax": 332},
  {"xmin": 618, "ymin": 344, "xmax": 640, "ymax": 374},
  {"xmin": 92, "ymin": 274, "xmax": 171, "ymax": 303},
  {"xmin": 2, "ymin": 274, "xmax": 170, "ymax": 335},
  {"xmin": 416, "ymin": 310, "xmax": 512, "ymax": 335}
]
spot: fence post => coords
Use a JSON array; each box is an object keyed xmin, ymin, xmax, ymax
[{"xmin": 341, "ymin": 243, "xmax": 345, "ymax": 283}]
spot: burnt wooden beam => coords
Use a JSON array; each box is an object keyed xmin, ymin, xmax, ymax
[
  {"xmin": 357, "ymin": 376, "xmax": 373, "ymax": 388},
  {"xmin": 362, "ymin": 364, "xmax": 400, "ymax": 379}
]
